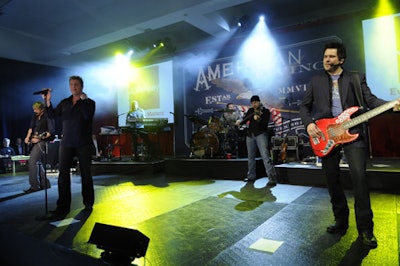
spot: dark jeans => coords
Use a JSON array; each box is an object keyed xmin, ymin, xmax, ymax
[
  {"xmin": 28, "ymin": 141, "xmax": 48, "ymax": 189},
  {"xmin": 322, "ymin": 142, "xmax": 373, "ymax": 233},
  {"xmin": 56, "ymin": 144, "xmax": 94, "ymax": 211}
]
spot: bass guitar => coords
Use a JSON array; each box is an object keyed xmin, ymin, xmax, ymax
[{"xmin": 310, "ymin": 99, "xmax": 399, "ymax": 157}]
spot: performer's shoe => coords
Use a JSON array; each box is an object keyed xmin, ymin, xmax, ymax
[
  {"xmin": 243, "ymin": 178, "xmax": 255, "ymax": 182},
  {"xmin": 266, "ymin": 179, "xmax": 277, "ymax": 187},
  {"xmin": 40, "ymin": 180, "xmax": 51, "ymax": 190},
  {"xmin": 49, "ymin": 208, "xmax": 70, "ymax": 215},
  {"xmin": 36, "ymin": 209, "xmax": 69, "ymax": 221},
  {"xmin": 360, "ymin": 231, "xmax": 378, "ymax": 249},
  {"xmin": 23, "ymin": 187, "xmax": 40, "ymax": 193},
  {"xmin": 326, "ymin": 223, "xmax": 348, "ymax": 235}
]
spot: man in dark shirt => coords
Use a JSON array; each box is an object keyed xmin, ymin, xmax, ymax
[
  {"xmin": 23, "ymin": 101, "xmax": 55, "ymax": 193},
  {"xmin": 0, "ymin": 138, "xmax": 15, "ymax": 156},
  {"xmin": 43, "ymin": 75, "xmax": 96, "ymax": 218},
  {"xmin": 299, "ymin": 42, "xmax": 400, "ymax": 248},
  {"xmin": 237, "ymin": 95, "xmax": 277, "ymax": 187},
  {"xmin": 0, "ymin": 138, "xmax": 15, "ymax": 173}
]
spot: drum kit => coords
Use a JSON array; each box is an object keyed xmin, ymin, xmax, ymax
[{"xmin": 187, "ymin": 108, "xmax": 241, "ymax": 158}]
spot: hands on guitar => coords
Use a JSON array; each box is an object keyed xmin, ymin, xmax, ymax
[
  {"xmin": 308, "ymin": 98, "xmax": 400, "ymax": 157},
  {"xmin": 394, "ymin": 98, "xmax": 400, "ymax": 112}
]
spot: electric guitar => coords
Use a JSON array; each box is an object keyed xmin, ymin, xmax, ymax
[
  {"xmin": 310, "ymin": 99, "xmax": 399, "ymax": 157},
  {"xmin": 27, "ymin": 132, "xmax": 48, "ymax": 152}
]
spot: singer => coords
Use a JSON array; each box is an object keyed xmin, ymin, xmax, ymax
[
  {"xmin": 42, "ymin": 75, "xmax": 96, "ymax": 219},
  {"xmin": 300, "ymin": 41, "xmax": 400, "ymax": 248}
]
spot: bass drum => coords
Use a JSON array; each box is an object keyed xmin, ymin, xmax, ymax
[{"xmin": 191, "ymin": 131, "xmax": 219, "ymax": 158}]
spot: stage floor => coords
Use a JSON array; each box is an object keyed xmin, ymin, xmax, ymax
[{"xmin": 0, "ymin": 157, "xmax": 400, "ymax": 265}]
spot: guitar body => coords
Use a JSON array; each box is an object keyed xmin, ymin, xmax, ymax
[
  {"xmin": 308, "ymin": 99, "xmax": 399, "ymax": 157},
  {"xmin": 310, "ymin": 106, "xmax": 359, "ymax": 157}
]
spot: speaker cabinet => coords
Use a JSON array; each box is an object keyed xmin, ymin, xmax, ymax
[{"xmin": 89, "ymin": 222, "xmax": 150, "ymax": 259}]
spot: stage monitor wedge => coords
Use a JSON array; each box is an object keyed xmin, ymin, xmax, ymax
[{"xmin": 88, "ymin": 222, "xmax": 150, "ymax": 259}]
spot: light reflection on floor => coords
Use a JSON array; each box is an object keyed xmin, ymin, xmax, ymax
[{"xmin": 0, "ymin": 173, "xmax": 399, "ymax": 265}]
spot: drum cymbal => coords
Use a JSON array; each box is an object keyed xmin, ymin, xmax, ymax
[{"xmin": 184, "ymin": 114, "xmax": 208, "ymax": 125}]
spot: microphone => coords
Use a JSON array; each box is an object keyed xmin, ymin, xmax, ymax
[
  {"xmin": 33, "ymin": 88, "xmax": 52, "ymax": 95},
  {"xmin": 329, "ymin": 63, "xmax": 342, "ymax": 68}
]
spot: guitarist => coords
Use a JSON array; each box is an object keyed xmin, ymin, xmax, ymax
[
  {"xmin": 23, "ymin": 101, "xmax": 55, "ymax": 193},
  {"xmin": 299, "ymin": 41, "xmax": 400, "ymax": 249}
]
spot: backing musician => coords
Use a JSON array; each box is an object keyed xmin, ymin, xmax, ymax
[
  {"xmin": 220, "ymin": 103, "xmax": 242, "ymax": 155},
  {"xmin": 220, "ymin": 103, "xmax": 242, "ymax": 129},
  {"xmin": 236, "ymin": 95, "xmax": 278, "ymax": 186},
  {"xmin": 23, "ymin": 101, "xmax": 55, "ymax": 193},
  {"xmin": 126, "ymin": 100, "xmax": 146, "ymax": 128},
  {"xmin": 126, "ymin": 100, "xmax": 150, "ymax": 160}
]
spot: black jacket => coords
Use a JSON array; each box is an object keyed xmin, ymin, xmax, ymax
[
  {"xmin": 240, "ymin": 106, "xmax": 271, "ymax": 137},
  {"xmin": 299, "ymin": 70, "xmax": 387, "ymax": 138}
]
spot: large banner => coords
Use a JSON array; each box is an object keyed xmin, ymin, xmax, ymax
[{"xmin": 183, "ymin": 36, "xmax": 341, "ymax": 149}]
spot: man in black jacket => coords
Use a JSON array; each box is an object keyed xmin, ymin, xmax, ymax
[
  {"xmin": 300, "ymin": 41, "xmax": 400, "ymax": 249},
  {"xmin": 43, "ymin": 76, "xmax": 96, "ymax": 218},
  {"xmin": 237, "ymin": 95, "xmax": 277, "ymax": 187}
]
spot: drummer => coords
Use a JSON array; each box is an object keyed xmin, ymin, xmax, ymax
[
  {"xmin": 220, "ymin": 103, "xmax": 242, "ymax": 129},
  {"xmin": 219, "ymin": 103, "xmax": 242, "ymax": 156}
]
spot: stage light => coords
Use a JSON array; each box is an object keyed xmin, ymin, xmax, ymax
[
  {"xmin": 89, "ymin": 222, "xmax": 150, "ymax": 265},
  {"xmin": 238, "ymin": 15, "xmax": 250, "ymax": 28},
  {"xmin": 127, "ymin": 49, "xmax": 134, "ymax": 57}
]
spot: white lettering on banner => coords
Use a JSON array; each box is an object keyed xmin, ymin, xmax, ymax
[
  {"xmin": 194, "ymin": 68, "xmax": 211, "ymax": 91},
  {"xmin": 390, "ymin": 88, "xmax": 400, "ymax": 95},
  {"xmin": 223, "ymin": 62, "xmax": 234, "ymax": 77},
  {"xmin": 279, "ymin": 84, "xmax": 307, "ymax": 94},
  {"xmin": 193, "ymin": 49, "xmax": 322, "ymax": 92},
  {"xmin": 147, "ymin": 111, "xmax": 164, "ymax": 116},
  {"xmin": 286, "ymin": 49, "xmax": 324, "ymax": 74},
  {"xmin": 194, "ymin": 63, "xmax": 237, "ymax": 92},
  {"xmin": 205, "ymin": 94, "xmax": 231, "ymax": 105}
]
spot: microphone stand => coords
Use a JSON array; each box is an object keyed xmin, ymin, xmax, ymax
[
  {"xmin": 35, "ymin": 139, "xmax": 51, "ymax": 221},
  {"xmin": 43, "ymin": 140, "xmax": 49, "ymax": 214}
]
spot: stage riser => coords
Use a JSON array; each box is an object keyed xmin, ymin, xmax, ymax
[
  {"xmin": 164, "ymin": 158, "xmax": 267, "ymax": 180},
  {"xmin": 276, "ymin": 167, "xmax": 400, "ymax": 190},
  {"xmin": 91, "ymin": 161, "xmax": 164, "ymax": 175},
  {"xmin": 90, "ymin": 158, "xmax": 400, "ymax": 190}
]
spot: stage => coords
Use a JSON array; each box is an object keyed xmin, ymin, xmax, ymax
[
  {"xmin": 91, "ymin": 156, "xmax": 400, "ymax": 191},
  {"xmin": 1, "ymin": 155, "xmax": 400, "ymax": 265},
  {"xmin": 1, "ymin": 156, "xmax": 400, "ymax": 265}
]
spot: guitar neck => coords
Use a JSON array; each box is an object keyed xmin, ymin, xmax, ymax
[{"xmin": 343, "ymin": 99, "xmax": 398, "ymax": 129}]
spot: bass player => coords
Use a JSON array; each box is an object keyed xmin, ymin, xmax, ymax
[{"xmin": 299, "ymin": 41, "xmax": 400, "ymax": 249}]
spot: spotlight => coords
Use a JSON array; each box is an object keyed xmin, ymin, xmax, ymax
[
  {"xmin": 237, "ymin": 15, "xmax": 251, "ymax": 30},
  {"xmin": 259, "ymin": 15, "xmax": 265, "ymax": 22},
  {"xmin": 88, "ymin": 222, "xmax": 150, "ymax": 265}
]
